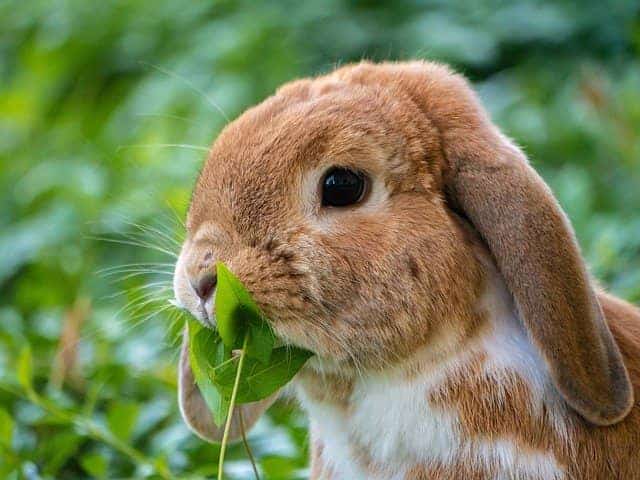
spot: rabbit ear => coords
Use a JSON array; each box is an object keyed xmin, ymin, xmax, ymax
[
  {"xmin": 445, "ymin": 140, "xmax": 634, "ymax": 426},
  {"xmin": 335, "ymin": 61, "xmax": 634, "ymax": 425},
  {"xmin": 178, "ymin": 330, "xmax": 219, "ymax": 442}
]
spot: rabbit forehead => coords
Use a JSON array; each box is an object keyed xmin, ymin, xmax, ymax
[{"xmin": 187, "ymin": 84, "xmax": 438, "ymax": 235}]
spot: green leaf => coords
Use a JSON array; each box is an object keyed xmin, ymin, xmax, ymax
[
  {"xmin": 246, "ymin": 318, "xmax": 275, "ymax": 365},
  {"xmin": 39, "ymin": 430, "xmax": 83, "ymax": 475},
  {"xmin": 17, "ymin": 345, "xmax": 33, "ymax": 391},
  {"xmin": 212, "ymin": 347, "xmax": 313, "ymax": 403},
  {"xmin": 188, "ymin": 319, "xmax": 221, "ymax": 374},
  {"xmin": 187, "ymin": 319, "xmax": 230, "ymax": 426},
  {"xmin": 106, "ymin": 401, "xmax": 140, "ymax": 442},
  {"xmin": 261, "ymin": 455, "xmax": 298, "ymax": 478},
  {"xmin": 0, "ymin": 408, "xmax": 13, "ymax": 449},
  {"xmin": 80, "ymin": 453, "xmax": 108, "ymax": 479},
  {"xmin": 185, "ymin": 262, "xmax": 315, "ymax": 434},
  {"xmin": 215, "ymin": 262, "xmax": 263, "ymax": 350}
]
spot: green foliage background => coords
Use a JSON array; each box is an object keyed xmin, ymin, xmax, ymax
[{"xmin": 1, "ymin": 1, "xmax": 639, "ymax": 478}]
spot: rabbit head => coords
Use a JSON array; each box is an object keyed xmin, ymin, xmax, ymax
[{"xmin": 174, "ymin": 61, "xmax": 633, "ymax": 427}]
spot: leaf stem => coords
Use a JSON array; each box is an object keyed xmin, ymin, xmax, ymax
[
  {"xmin": 218, "ymin": 334, "xmax": 249, "ymax": 480},
  {"xmin": 239, "ymin": 408, "xmax": 260, "ymax": 480}
]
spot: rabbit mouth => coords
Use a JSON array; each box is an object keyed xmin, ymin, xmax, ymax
[
  {"xmin": 169, "ymin": 298, "xmax": 216, "ymax": 330},
  {"xmin": 198, "ymin": 303, "xmax": 216, "ymax": 329},
  {"xmin": 199, "ymin": 294, "xmax": 216, "ymax": 328}
]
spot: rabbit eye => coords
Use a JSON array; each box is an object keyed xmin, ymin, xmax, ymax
[{"xmin": 321, "ymin": 167, "xmax": 367, "ymax": 207}]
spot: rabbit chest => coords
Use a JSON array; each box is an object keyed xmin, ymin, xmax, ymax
[{"xmin": 295, "ymin": 284, "xmax": 569, "ymax": 480}]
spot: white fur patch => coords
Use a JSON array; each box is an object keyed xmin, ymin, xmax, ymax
[{"xmin": 477, "ymin": 269, "xmax": 571, "ymax": 444}]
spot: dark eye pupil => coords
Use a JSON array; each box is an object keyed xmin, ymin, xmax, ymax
[{"xmin": 322, "ymin": 168, "xmax": 365, "ymax": 207}]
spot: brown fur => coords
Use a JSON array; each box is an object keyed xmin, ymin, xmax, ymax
[
  {"xmin": 296, "ymin": 369, "xmax": 354, "ymax": 408},
  {"xmin": 406, "ymin": 462, "xmax": 496, "ymax": 480},
  {"xmin": 174, "ymin": 61, "xmax": 640, "ymax": 478}
]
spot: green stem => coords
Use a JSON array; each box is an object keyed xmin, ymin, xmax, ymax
[
  {"xmin": 239, "ymin": 408, "xmax": 260, "ymax": 480},
  {"xmin": 218, "ymin": 334, "xmax": 249, "ymax": 480}
]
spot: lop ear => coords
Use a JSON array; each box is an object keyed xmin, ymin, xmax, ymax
[
  {"xmin": 335, "ymin": 61, "xmax": 634, "ymax": 425},
  {"xmin": 178, "ymin": 330, "xmax": 220, "ymax": 442},
  {"xmin": 444, "ymin": 137, "xmax": 634, "ymax": 426}
]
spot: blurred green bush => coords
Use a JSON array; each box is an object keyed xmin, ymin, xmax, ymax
[{"xmin": 1, "ymin": 1, "xmax": 638, "ymax": 478}]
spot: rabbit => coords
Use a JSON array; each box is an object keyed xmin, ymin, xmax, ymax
[{"xmin": 173, "ymin": 60, "xmax": 640, "ymax": 479}]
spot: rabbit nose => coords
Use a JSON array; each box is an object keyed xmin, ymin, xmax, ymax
[{"xmin": 192, "ymin": 272, "xmax": 217, "ymax": 302}]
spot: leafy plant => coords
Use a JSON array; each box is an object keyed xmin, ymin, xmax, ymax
[{"xmin": 186, "ymin": 263, "xmax": 313, "ymax": 480}]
